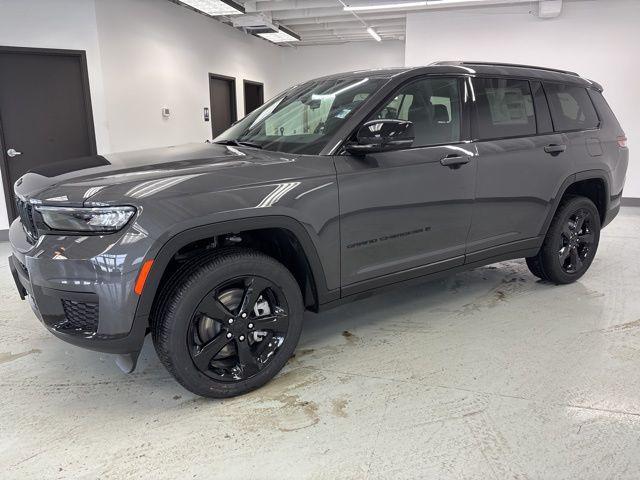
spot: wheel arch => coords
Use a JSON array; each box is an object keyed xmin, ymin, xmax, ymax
[
  {"xmin": 134, "ymin": 216, "xmax": 337, "ymax": 328},
  {"xmin": 541, "ymin": 169, "xmax": 611, "ymax": 236}
]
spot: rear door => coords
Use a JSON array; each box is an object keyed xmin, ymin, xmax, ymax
[
  {"xmin": 466, "ymin": 77, "xmax": 570, "ymax": 260},
  {"xmin": 335, "ymin": 76, "xmax": 477, "ymax": 290},
  {"xmin": 543, "ymin": 82, "xmax": 601, "ymax": 165}
]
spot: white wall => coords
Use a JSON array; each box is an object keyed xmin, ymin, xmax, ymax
[
  {"xmin": 94, "ymin": 0, "xmax": 285, "ymax": 153},
  {"xmin": 405, "ymin": 0, "xmax": 640, "ymax": 197},
  {"xmin": 0, "ymin": 0, "xmax": 110, "ymax": 229},
  {"xmin": 281, "ymin": 40, "xmax": 405, "ymax": 86}
]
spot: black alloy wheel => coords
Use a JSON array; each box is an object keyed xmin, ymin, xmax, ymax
[
  {"xmin": 188, "ymin": 276, "xmax": 289, "ymax": 382},
  {"xmin": 525, "ymin": 195, "xmax": 601, "ymax": 284},
  {"xmin": 152, "ymin": 249, "xmax": 303, "ymax": 398},
  {"xmin": 557, "ymin": 208, "xmax": 596, "ymax": 274}
]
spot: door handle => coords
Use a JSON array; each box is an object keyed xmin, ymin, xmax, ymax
[
  {"xmin": 544, "ymin": 144, "xmax": 567, "ymax": 156},
  {"xmin": 440, "ymin": 154, "xmax": 470, "ymax": 169},
  {"xmin": 7, "ymin": 148, "xmax": 22, "ymax": 158}
]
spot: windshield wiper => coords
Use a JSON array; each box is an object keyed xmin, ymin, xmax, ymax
[
  {"xmin": 236, "ymin": 140, "xmax": 263, "ymax": 149},
  {"xmin": 213, "ymin": 139, "xmax": 262, "ymax": 149}
]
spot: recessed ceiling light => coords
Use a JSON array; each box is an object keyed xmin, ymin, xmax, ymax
[
  {"xmin": 343, "ymin": 1, "xmax": 427, "ymax": 11},
  {"xmin": 257, "ymin": 26, "xmax": 301, "ymax": 43},
  {"xmin": 366, "ymin": 27, "xmax": 382, "ymax": 41},
  {"xmin": 177, "ymin": 0, "xmax": 244, "ymax": 16}
]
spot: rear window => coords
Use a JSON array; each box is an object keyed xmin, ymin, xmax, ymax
[
  {"xmin": 473, "ymin": 78, "xmax": 536, "ymax": 140},
  {"xmin": 544, "ymin": 83, "xmax": 599, "ymax": 131}
]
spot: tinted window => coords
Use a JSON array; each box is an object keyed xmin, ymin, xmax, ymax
[
  {"xmin": 588, "ymin": 89, "xmax": 617, "ymax": 127},
  {"xmin": 544, "ymin": 83, "xmax": 599, "ymax": 131},
  {"xmin": 373, "ymin": 77, "xmax": 461, "ymax": 147},
  {"xmin": 473, "ymin": 78, "xmax": 536, "ymax": 139}
]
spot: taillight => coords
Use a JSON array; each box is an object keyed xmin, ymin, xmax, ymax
[{"xmin": 617, "ymin": 135, "xmax": 628, "ymax": 148}]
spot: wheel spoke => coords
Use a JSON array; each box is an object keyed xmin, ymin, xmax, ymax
[
  {"xmin": 562, "ymin": 224, "xmax": 572, "ymax": 239},
  {"xmin": 255, "ymin": 332, "xmax": 279, "ymax": 361},
  {"xmin": 239, "ymin": 277, "xmax": 271, "ymax": 315},
  {"xmin": 559, "ymin": 246, "xmax": 570, "ymax": 263},
  {"xmin": 236, "ymin": 340, "xmax": 260, "ymax": 377},
  {"xmin": 574, "ymin": 214, "xmax": 585, "ymax": 233},
  {"xmin": 570, "ymin": 247, "xmax": 583, "ymax": 272},
  {"xmin": 252, "ymin": 308, "xmax": 288, "ymax": 332},
  {"xmin": 578, "ymin": 232, "xmax": 594, "ymax": 244},
  {"xmin": 198, "ymin": 295, "xmax": 233, "ymax": 321},
  {"xmin": 193, "ymin": 333, "xmax": 232, "ymax": 370}
]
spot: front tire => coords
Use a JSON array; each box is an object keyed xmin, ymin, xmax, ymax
[
  {"xmin": 152, "ymin": 249, "xmax": 303, "ymax": 398},
  {"xmin": 526, "ymin": 196, "xmax": 600, "ymax": 284}
]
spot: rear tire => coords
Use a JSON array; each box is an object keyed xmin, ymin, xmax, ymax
[
  {"xmin": 526, "ymin": 195, "xmax": 600, "ymax": 284},
  {"xmin": 152, "ymin": 248, "xmax": 303, "ymax": 398}
]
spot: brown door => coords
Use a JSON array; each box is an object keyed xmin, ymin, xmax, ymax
[
  {"xmin": 243, "ymin": 80, "xmax": 264, "ymax": 115},
  {"xmin": 0, "ymin": 47, "xmax": 96, "ymax": 220},
  {"xmin": 209, "ymin": 74, "xmax": 237, "ymax": 139}
]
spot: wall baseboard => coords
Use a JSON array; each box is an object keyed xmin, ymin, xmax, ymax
[{"xmin": 622, "ymin": 197, "xmax": 640, "ymax": 207}]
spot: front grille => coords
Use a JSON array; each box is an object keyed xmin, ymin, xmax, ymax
[
  {"xmin": 60, "ymin": 299, "xmax": 99, "ymax": 334},
  {"xmin": 15, "ymin": 198, "xmax": 39, "ymax": 243}
]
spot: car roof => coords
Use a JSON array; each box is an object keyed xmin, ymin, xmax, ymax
[{"xmin": 313, "ymin": 61, "xmax": 602, "ymax": 91}]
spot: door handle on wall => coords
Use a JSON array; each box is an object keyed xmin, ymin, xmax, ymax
[
  {"xmin": 544, "ymin": 144, "xmax": 567, "ymax": 156},
  {"xmin": 7, "ymin": 148, "xmax": 22, "ymax": 157},
  {"xmin": 440, "ymin": 154, "xmax": 470, "ymax": 169}
]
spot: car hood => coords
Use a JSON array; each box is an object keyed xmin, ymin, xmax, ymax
[{"xmin": 14, "ymin": 143, "xmax": 302, "ymax": 206}]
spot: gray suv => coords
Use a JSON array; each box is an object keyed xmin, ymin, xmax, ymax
[{"xmin": 9, "ymin": 62, "xmax": 628, "ymax": 397}]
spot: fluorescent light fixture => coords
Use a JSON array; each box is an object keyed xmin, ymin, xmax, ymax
[
  {"xmin": 366, "ymin": 27, "xmax": 382, "ymax": 41},
  {"xmin": 343, "ymin": 0, "xmax": 492, "ymax": 11},
  {"xmin": 257, "ymin": 26, "xmax": 301, "ymax": 43},
  {"xmin": 178, "ymin": 0, "xmax": 244, "ymax": 16},
  {"xmin": 426, "ymin": 0, "xmax": 489, "ymax": 4},
  {"xmin": 344, "ymin": 1, "xmax": 427, "ymax": 11}
]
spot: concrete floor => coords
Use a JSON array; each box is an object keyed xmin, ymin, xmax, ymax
[{"xmin": 2, "ymin": 208, "xmax": 640, "ymax": 480}]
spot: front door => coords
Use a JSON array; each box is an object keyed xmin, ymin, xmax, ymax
[
  {"xmin": 209, "ymin": 74, "xmax": 237, "ymax": 139},
  {"xmin": 0, "ymin": 47, "xmax": 96, "ymax": 220},
  {"xmin": 336, "ymin": 76, "xmax": 477, "ymax": 291}
]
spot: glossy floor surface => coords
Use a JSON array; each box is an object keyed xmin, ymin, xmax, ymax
[{"xmin": 2, "ymin": 208, "xmax": 640, "ymax": 479}]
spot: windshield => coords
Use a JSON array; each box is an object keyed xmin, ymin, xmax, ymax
[{"xmin": 214, "ymin": 76, "xmax": 387, "ymax": 155}]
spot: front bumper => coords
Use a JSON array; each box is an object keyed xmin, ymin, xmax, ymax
[{"xmin": 9, "ymin": 217, "xmax": 151, "ymax": 355}]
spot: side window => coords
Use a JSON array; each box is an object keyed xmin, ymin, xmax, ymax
[
  {"xmin": 473, "ymin": 78, "xmax": 536, "ymax": 139},
  {"xmin": 373, "ymin": 77, "xmax": 461, "ymax": 147},
  {"xmin": 544, "ymin": 83, "xmax": 599, "ymax": 131}
]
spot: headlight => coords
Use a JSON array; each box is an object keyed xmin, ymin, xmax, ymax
[{"xmin": 35, "ymin": 206, "xmax": 136, "ymax": 232}]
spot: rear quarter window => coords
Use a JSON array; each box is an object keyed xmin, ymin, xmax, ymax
[
  {"xmin": 472, "ymin": 78, "xmax": 536, "ymax": 140},
  {"xmin": 544, "ymin": 83, "xmax": 600, "ymax": 131}
]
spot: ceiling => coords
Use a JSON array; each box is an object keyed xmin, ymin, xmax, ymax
[{"xmin": 173, "ymin": 0, "xmax": 566, "ymax": 46}]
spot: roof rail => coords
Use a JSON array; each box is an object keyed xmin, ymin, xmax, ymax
[{"xmin": 430, "ymin": 61, "xmax": 580, "ymax": 77}]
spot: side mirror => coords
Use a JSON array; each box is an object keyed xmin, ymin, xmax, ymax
[{"xmin": 346, "ymin": 119, "xmax": 414, "ymax": 155}]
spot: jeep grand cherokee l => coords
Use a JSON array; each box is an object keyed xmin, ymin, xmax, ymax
[{"xmin": 9, "ymin": 62, "xmax": 628, "ymax": 397}]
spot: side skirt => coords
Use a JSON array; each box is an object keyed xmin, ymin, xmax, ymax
[{"xmin": 318, "ymin": 237, "xmax": 543, "ymax": 312}]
